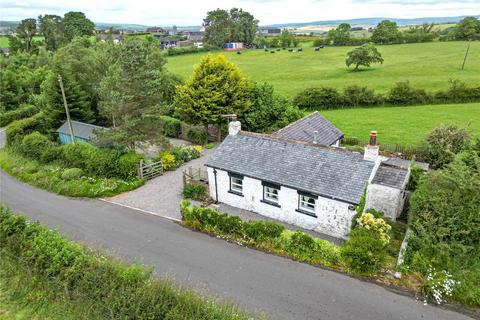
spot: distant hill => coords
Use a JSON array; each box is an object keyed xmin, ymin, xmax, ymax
[{"xmin": 267, "ymin": 15, "xmax": 480, "ymax": 28}]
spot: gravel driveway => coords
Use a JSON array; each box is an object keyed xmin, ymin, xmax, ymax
[{"xmin": 105, "ymin": 144, "xmax": 215, "ymax": 220}]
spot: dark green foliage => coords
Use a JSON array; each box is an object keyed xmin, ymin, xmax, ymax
[
  {"xmin": 343, "ymin": 85, "xmax": 382, "ymax": 107},
  {"xmin": 435, "ymin": 79, "xmax": 480, "ymax": 104},
  {"xmin": 0, "ymin": 104, "xmax": 38, "ymax": 127},
  {"xmin": 0, "ymin": 206, "xmax": 253, "ymax": 319},
  {"xmin": 240, "ymin": 82, "xmax": 302, "ymax": 132},
  {"xmin": 183, "ymin": 184, "xmax": 207, "ymax": 201},
  {"xmin": 287, "ymin": 231, "xmax": 317, "ymax": 254},
  {"xmin": 5, "ymin": 113, "xmax": 45, "ymax": 144},
  {"xmin": 371, "ymin": 20, "xmax": 401, "ymax": 44},
  {"xmin": 62, "ymin": 11, "xmax": 95, "ymax": 42},
  {"xmin": 165, "ymin": 45, "xmax": 213, "ymax": 56},
  {"xmin": 186, "ymin": 128, "xmax": 208, "ymax": 145},
  {"xmin": 116, "ymin": 152, "xmax": 143, "ymax": 180},
  {"xmin": 453, "ymin": 16, "xmax": 480, "ymax": 40},
  {"xmin": 60, "ymin": 167, "xmax": 84, "ymax": 180},
  {"xmin": 406, "ymin": 165, "xmax": 424, "ymax": 191},
  {"xmin": 405, "ymin": 152, "xmax": 480, "ymax": 306},
  {"xmin": 160, "ymin": 115, "xmax": 182, "ymax": 137},
  {"xmin": 341, "ymin": 228, "xmax": 388, "ymax": 274},
  {"xmin": 425, "ymin": 124, "xmax": 470, "ymax": 169},
  {"xmin": 243, "ymin": 220, "xmax": 285, "ymax": 242},
  {"xmin": 38, "ymin": 14, "xmax": 65, "ymax": 51},
  {"xmin": 387, "ymin": 81, "xmax": 432, "ymax": 105},
  {"xmin": 292, "ymin": 87, "xmax": 343, "ymax": 110}
]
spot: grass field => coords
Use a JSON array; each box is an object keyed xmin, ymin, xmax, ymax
[
  {"xmin": 166, "ymin": 41, "xmax": 480, "ymax": 98},
  {"xmin": 0, "ymin": 35, "xmax": 45, "ymax": 48},
  {"xmin": 320, "ymin": 102, "xmax": 480, "ymax": 146}
]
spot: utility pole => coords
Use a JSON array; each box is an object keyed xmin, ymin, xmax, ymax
[
  {"xmin": 461, "ymin": 40, "xmax": 471, "ymax": 71},
  {"xmin": 57, "ymin": 75, "xmax": 76, "ymax": 144}
]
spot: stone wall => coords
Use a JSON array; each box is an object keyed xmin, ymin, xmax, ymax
[
  {"xmin": 207, "ymin": 167, "xmax": 356, "ymax": 238},
  {"xmin": 365, "ymin": 183, "xmax": 405, "ymax": 219}
]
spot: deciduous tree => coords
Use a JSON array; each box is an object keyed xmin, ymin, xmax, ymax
[
  {"xmin": 62, "ymin": 11, "xmax": 95, "ymax": 42},
  {"xmin": 346, "ymin": 44, "xmax": 384, "ymax": 71},
  {"xmin": 371, "ymin": 20, "xmax": 401, "ymax": 44}
]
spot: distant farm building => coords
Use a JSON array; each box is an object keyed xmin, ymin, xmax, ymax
[
  {"xmin": 56, "ymin": 121, "xmax": 107, "ymax": 145},
  {"xmin": 223, "ymin": 42, "xmax": 244, "ymax": 51},
  {"xmin": 259, "ymin": 27, "xmax": 281, "ymax": 36}
]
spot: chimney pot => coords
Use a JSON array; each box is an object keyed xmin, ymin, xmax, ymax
[
  {"xmin": 369, "ymin": 130, "xmax": 377, "ymax": 146},
  {"xmin": 364, "ymin": 131, "xmax": 379, "ymax": 161},
  {"xmin": 228, "ymin": 114, "xmax": 241, "ymax": 136}
]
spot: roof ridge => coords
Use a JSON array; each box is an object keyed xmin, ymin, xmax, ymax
[
  {"xmin": 274, "ymin": 111, "xmax": 321, "ymax": 134},
  {"xmin": 238, "ymin": 131, "xmax": 361, "ymax": 156}
]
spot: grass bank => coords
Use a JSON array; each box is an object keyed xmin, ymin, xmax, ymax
[
  {"xmin": 166, "ymin": 41, "xmax": 480, "ymax": 98},
  {"xmin": 0, "ymin": 148, "xmax": 144, "ymax": 197},
  {"xmin": 0, "ymin": 206, "xmax": 258, "ymax": 320},
  {"xmin": 321, "ymin": 102, "xmax": 480, "ymax": 146}
]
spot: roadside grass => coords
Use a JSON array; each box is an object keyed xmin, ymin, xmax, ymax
[
  {"xmin": 166, "ymin": 41, "xmax": 480, "ymax": 98},
  {"xmin": 320, "ymin": 102, "xmax": 480, "ymax": 146},
  {"xmin": 0, "ymin": 207, "xmax": 259, "ymax": 320},
  {"xmin": 0, "ymin": 148, "xmax": 144, "ymax": 198}
]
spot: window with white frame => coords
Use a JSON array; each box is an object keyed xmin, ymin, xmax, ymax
[
  {"xmin": 264, "ymin": 185, "xmax": 279, "ymax": 203},
  {"xmin": 229, "ymin": 175, "xmax": 243, "ymax": 194},
  {"xmin": 298, "ymin": 193, "xmax": 317, "ymax": 216}
]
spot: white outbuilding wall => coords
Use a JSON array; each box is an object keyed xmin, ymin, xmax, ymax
[
  {"xmin": 364, "ymin": 184, "xmax": 406, "ymax": 220},
  {"xmin": 207, "ymin": 167, "xmax": 356, "ymax": 239}
]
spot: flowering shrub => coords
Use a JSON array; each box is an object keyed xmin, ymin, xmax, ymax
[
  {"xmin": 356, "ymin": 212, "xmax": 391, "ymax": 245},
  {"xmin": 161, "ymin": 152, "xmax": 176, "ymax": 170},
  {"xmin": 425, "ymin": 266, "xmax": 458, "ymax": 304}
]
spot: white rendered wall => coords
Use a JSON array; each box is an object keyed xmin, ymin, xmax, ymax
[
  {"xmin": 207, "ymin": 167, "xmax": 356, "ymax": 238},
  {"xmin": 365, "ymin": 183, "xmax": 405, "ymax": 219}
]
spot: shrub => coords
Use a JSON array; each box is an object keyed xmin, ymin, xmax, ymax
[
  {"xmin": 61, "ymin": 168, "xmax": 84, "ymax": 180},
  {"xmin": 343, "ymin": 85, "xmax": 382, "ymax": 107},
  {"xmin": 205, "ymin": 143, "xmax": 215, "ymax": 149},
  {"xmin": 292, "ymin": 87, "xmax": 343, "ymax": 110},
  {"xmin": 0, "ymin": 104, "xmax": 38, "ymax": 127},
  {"xmin": 386, "ymin": 81, "xmax": 432, "ymax": 105},
  {"xmin": 425, "ymin": 124, "xmax": 470, "ymax": 169},
  {"xmin": 435, "ymin": 79, "xmax": 480, "ymax": 104},
  {"xmin": 5, "ymin": 112, "xmax": 44, "ymax": 144},
  {"xmin": 160, "ymin": 115, "xmax": 182, "ymax": 137},
  {"xmin": 20, "ymin": 132, "xmax": 52, "ymax": 159},
  {"xmin": 356, "ymin": 212, "xmax": 391, "ymax": 245},
  {"xmin": 161, "ymin": 151, "xmax": 176, "ymax": 170},
  {"xmin": 406, "ymin": 165, "xmax": 424, "ymax": 191},
  {"xmin": 116, "ymin": 152, "xmax": 142, "ymax": 180},
  {"xmin": 287, "ymin": 231, "xmax": 317, "ymax": 254},
  {"xmin": 342, "ymin": 228, "xmax": 388, "ymax": 274},
  {"xmin": 186, "ymin": 128, "xmax": 207, "ymax": 145},
  {"xmin": 243, "ymin": 220, "xmax": 285, "ymax": 242},
  {"xmin": 183, "ymin": 184, "xmax": 207, "ymax": 201},
  {"xmin": 39, "ymin": 145, "xmax": 63, "ymax": 163}
]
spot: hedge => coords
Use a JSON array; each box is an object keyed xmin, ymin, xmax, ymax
[
  {"xmin": 186, "ymin": 128, "xmax": 208, "ymax": 145},
  {"xmin": 180, "ymin": 200, "xmax": 343, "ymax": 268},
  {"xmin": 292, "ymin": 80, "xmax": 480, "ymax": 110},
  {"xmin": 5, "ymin": 112, "xmax": 45, "ymax": 144},
  {"xmin": 0, "ymin": 206, "xmax": 254, "ymax": 319},
  {"xmin": 0, "ymin": 104, "xmax": 38, "ymax": 127}
]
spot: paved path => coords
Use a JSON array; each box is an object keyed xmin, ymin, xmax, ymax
[
  {"xmin": 105, "ymin": 146, "xmax": 215, "ymax": 220},
  {"xmin": 0, "ymin": 170, "xmax": 473, "ymax": 320}
]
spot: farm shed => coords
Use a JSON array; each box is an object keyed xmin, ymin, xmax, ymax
[{"xmin": 56, "ymin": 121, "xmax": 107, "ymax": 145}]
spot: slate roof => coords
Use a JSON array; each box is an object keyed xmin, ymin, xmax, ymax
[
  {"xmin": 56, "ymin": 121, "xmax": 106, "ymax": 140},
  {"xmin": 383, "ymin": 157, "xmax": 429, "ymax": 171},
  {"xmin": 206, "ymin": 132, "xmax": 375, "ymax": 204},
  {"xmin": 371, "ymin": 164, "xmax": 408, "ymax": 189},
  {"xmin": 274, "ymin": 111, "xmax": 344, "ymax": 146}
]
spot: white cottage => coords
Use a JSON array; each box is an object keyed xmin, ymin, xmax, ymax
[{"xmin": 205, "ymin": 115, "xmax": 427, "ymax": 239}]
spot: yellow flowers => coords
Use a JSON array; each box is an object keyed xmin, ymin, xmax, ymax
[
  {"xmin": 161, "ymin": 152, "xmax": 176, "ymax": 170},
  {"xmin": 193, "ymin": 145, "xmax": 202, "ymax": 154},
  {"xmin": 356, "ymin": 212, "xmax": 391, "ymax": 245}
]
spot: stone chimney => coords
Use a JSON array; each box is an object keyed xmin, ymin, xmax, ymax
[
  {"xmin": 228, "ymin": 114, "xmax": 241, "ymax": 136},
  {"xmin": 364, "ymin": 131, "xmax": 379, "ymax": 161}
]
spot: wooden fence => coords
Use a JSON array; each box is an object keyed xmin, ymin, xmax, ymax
[
  {"xmin": 341, "ymin": 137, "xmax": 426, "ymax": 160},
  {"xmin": 137, "ymin": 159, "xmax": 163, "ymax": 180},
  {"xmin": 182, "ymin": 167, "xmax": 208, "ymax": 188}
]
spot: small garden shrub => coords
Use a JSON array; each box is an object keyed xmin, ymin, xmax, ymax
[
  {"xmin": 61, "ymin": 168, "xmax": 84, "ymax": 180},
  {"xmin": 160, "ymin": 115, "xmax": 182, "ymax": 138},
  {"xmin": 341, "ymin": 228, "xmax": 388, "ymax": 274},
  {"xmin": 356, "ymin": 212, "xmax": 391, "ymax": 245},
  {"xmin": 243, "ymin": 220, "xmax": 285, "ymax": 242},
  {"xmin": 161, "ymin": 151, "xmax": 176, "ymax": 170},
  {"xmin": 186, "ymin": 128, "xmax": 207, "ymax": 145},
  {"xmin": 287, "ymin": 231, "xmax": 317, "ymax": 254},
  {"xmin": 20, "ymin": 132, "xmax": 52, "ymax": 159},
  {"xmin": 160, "ymin": 145, "xmax": 202, "ymax": 171},
  {"xmin": 183, "ymin": 184, "xmax": 207, "ymax": 201}
]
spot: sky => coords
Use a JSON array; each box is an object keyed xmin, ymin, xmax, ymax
[{"xmin": 1, "ymin": 0, "xmax": 479, "ymax": 26}]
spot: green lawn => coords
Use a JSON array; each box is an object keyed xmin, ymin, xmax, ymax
[
  {"xmin": 0, "ymin": 36, "xmax": 45, "ymax": 48},
  {"xmin": 320, "ymin": 102, "xmax": 480, "ymax": 146},
  {"xmin": 166, "ymin": 41, "xmax": 480, "ymax": 98}
]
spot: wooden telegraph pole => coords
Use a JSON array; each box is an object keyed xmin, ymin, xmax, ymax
[
  {"xmin": 57, "ymin": 75, "xmax": 76, "ymax": 144},
  {"xmin": 461, "ymin": 40, "xmax": 471, "ymax": 71}
]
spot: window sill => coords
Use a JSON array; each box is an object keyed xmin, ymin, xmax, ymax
[
  {"xmin": 228, "ymin": 190, "xmax": 244, "ymax": 197},
  {"xmin": 260, "ymin": 199, "xmax": 281, "ymax": 208},
  {"xmin": 296, "ymin": 209, "xmax": 317, "ymax": 218}
]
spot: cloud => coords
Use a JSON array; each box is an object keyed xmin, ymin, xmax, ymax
[{"xmin": 1, "ymin": 0, "xmax": 479, "ymax": 25}]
